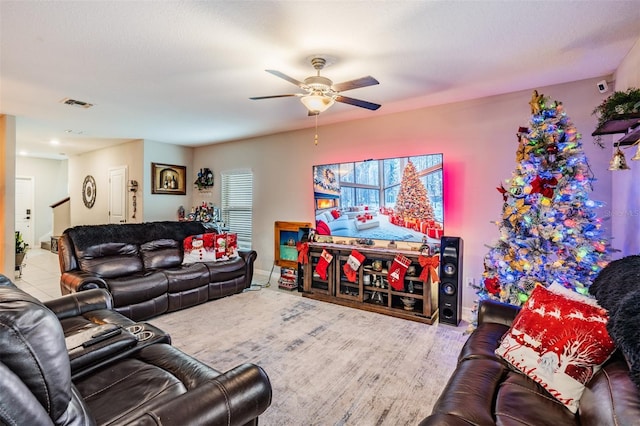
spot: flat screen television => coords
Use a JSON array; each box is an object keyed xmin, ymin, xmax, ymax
[{"xmin": 312, "ymin": 154, "xmax": 444, "ymax": 244}]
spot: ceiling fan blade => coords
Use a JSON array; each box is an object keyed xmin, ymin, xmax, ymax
[
  {"xmin": 249, "ymin": 94, "xmax": 298, "ymax": 100},
  {"xmin": 332, "ymin": 76, "xmax": 379, "ymax": 92},
  {"xmin": 335, "ymin": 95, "xmax": 381, "ymax": 111},
  {"xmin": 265, "ymin": 70, "xmax": 305, "ymax": 88}
]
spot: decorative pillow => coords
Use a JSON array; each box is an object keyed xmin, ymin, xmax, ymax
[
  {"xmin": 323, "ymin": 211, "xmax": 334, "ymax": 222},
  {"xmin": 183, "ymin": 234, "xmax": 216, "ymax": 263},
  {"xmin": 316, "ymin": 220, "xmax": 331, "ymax": 235},
  {"xmin": 495, "ymin": 284, "xmax": 616, "ymax": 413},
  {"xmin": 226, "ymin": 233, "xmax": 239, "ymax": 258},
  {"xmin": 330, "ymin": 209, "xmax": 340, "ymax": 219},
  {"xmin": 213, "ymin": 233, "xmax": 227, "ymax": 259}
]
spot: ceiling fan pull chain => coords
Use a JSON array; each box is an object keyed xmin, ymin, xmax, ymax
[{"xmin": 315, "ymin": 114, "xmax": 319, "ymax": 146}]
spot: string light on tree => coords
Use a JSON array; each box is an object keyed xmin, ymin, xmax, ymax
[{"xmin": 474, "ymin": 90, "xmax": 612, "ymax": 308}]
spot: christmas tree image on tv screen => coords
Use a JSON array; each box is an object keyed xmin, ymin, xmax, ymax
[{"xmin": 312, "ymin": 154, "xmax": 444, "ymax": 243}]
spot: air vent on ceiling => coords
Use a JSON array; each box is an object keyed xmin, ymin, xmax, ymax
[{"xmin": 60, "ymin": 98, "xmax": 94, "ymax": 109}]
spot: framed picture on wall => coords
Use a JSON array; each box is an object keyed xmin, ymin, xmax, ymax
[{"xmin": 151, "ymin": 163, "xmax": 187, "ymax": 195}]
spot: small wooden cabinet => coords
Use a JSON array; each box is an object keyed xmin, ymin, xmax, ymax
[
  {"xmin": 303, "ymin": 243, "xmax": 439, "ymax": 324},
  {"xmin": 274, "ymin": 221, "xmax": 312, "ymax": 269}
]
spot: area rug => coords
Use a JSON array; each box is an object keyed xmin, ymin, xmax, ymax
[{"xmin": 151, "ymin": 288, "xmax": 469, "ymax": 425}]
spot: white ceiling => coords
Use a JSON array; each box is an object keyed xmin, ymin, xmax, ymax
[{"xmin": 2, "ymin": 1, "xmax": 640, "ymax": 160}]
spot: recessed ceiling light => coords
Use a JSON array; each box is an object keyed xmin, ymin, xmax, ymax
[
  {"xmin": 18, "ymin": 150, "xmax": 28, "ymax": 156},
  {"xmin": 50, "ymin": 140, "xmax": 59, "ymax": 145}
]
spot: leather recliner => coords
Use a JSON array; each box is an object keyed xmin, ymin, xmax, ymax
[{"xmin": 0, "ymin": 275, "xmax": 272, "ymax": 425}]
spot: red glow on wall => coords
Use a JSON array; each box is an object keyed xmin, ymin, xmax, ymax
[{"xmin": 442, "ymin": 160, "xmax": 464, "ymax": 230}]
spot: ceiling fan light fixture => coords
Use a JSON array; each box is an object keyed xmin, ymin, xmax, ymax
[{"xmin": 301, "ymin": 94, "xmax": 334, "ymax": 114}]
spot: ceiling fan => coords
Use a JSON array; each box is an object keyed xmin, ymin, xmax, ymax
[{"xmin": 250, "ymin": 56, "xmax": 381, "ymax": 115}]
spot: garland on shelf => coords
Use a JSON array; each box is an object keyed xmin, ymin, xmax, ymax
[{"xmin": 592, "ymin": 87, "xmax": 640, "ymax": 147}]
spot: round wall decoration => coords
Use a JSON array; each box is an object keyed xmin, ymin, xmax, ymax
[{"xmin": 82, "ymin": 175, "xmax": 96, "ymax": 208}]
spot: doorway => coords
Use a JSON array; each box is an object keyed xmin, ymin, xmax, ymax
[
  {"xmin": 15, "ymin": 176, "xmax": 35, "ymax": 248},
  {"xmin": 109, "ymin": 166, "xmax": 127, "ymax": 224}
]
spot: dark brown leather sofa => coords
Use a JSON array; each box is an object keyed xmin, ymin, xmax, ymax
[
  {"xmin": 420, "ymin": 299, "xmax": 640, "ymax": 426},
  {"xmin": 0, "ymin": 274, "xmax": 272, "ymax": 425},
  {"xmin": 58, "ymin": 221, "xmax": 257, "ymax": 321}
]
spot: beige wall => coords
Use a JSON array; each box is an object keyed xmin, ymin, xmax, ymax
[
  {"xmin": 194, "ymin": 77, "xmax": 612, "ymax": 310},
  {"xmin": 69, "ymin": 139, "xmax": 144, "ymax": 225},
  {"xmin": 611, "ymin": 36, "xmax": 640, "ymax": 257},
  {"xmin": 142, "ymin": 139, "xmax": 194, "ymax": 223}
]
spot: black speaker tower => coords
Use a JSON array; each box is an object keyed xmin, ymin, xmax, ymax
[{"xmin": 439, "ymin": 236, "xmax": 463, "ymax": 326}]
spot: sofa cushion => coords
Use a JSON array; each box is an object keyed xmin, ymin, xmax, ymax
[
  {"xmin": 140, "ymin": 239, "xmax": 182, "ymax": 270},
  {"xmin": 495, "ymin": 369, "xmax": 576, "ymax": 425},
  {"xmin": 579, "ymin": 352, "xmax": 640, "ymax": 424},
  {"xmin": 428, "ymin": 357, "xmax": 508, "ymax": 425},
  {"xmin": 77, "ymin": 243, "xmax": 143, "ymax": 278},
  {"xmin": 74, "ymin": 352, "xmax": 190, "ymax": 425},
  {"xmin": 495, "ymin": 284, "xmax": 615, "ymax": 413},
  {"xmin": 164, "ymin": 263, "xmax": 210, "ymax": 293},
  {"xmin": 107, "ymin": 271, "xmax": 168, "ymax": 305},
  {"xmin": 203, "ymin": 256, "xmax": 246, "ymax": 282}
]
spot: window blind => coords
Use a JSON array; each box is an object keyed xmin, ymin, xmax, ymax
[{"xmin": 221, "ymin": 170, "xmax": 253, "ymax": 250}]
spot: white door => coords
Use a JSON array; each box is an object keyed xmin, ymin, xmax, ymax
[
  {"xmin": 15, "ymin": 177, "xmax": 35, "ymax": 248},
  {"xmin": 109, "ymin": 166, "xmax": 127, "ymax": 224}
]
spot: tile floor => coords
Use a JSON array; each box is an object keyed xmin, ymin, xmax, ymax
[
  {"xmin": 13, "ymin": 247, "xmax": 294, "ymax": 302},
  {"xmin": 14, "ymin": 248, "xmax": 63, "ymax": 301}
]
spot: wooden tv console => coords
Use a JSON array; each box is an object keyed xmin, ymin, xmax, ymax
[{"xmin": 302, "ymin": 243, "xmax": 439, "ymax": 324}]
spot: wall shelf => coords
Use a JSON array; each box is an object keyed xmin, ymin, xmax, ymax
[
  {"xmin": 591, "ymin": 113, "xmax": 640, "ymax": 147},
  {"xmin": 592, "ymin": 113, "xmax": 640, "ymax": 136},
  {"xmin": 614, "ymin": 127, "xmax": 640, "ymax": 147}
]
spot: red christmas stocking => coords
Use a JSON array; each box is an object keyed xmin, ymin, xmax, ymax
[
  {"xmin": 388, "ymin": 254, "xmax": 412, "ymax": 290},
  {"xmin": 315, "ymin": 249, "xmax": 334, "ymax": 280},
  {"xmin": 343, "ymin": 249, "xmax": 365, "ymax": 282}
]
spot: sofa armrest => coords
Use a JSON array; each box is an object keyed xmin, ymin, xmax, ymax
[
  {"xmin": 239, "ymin": 249, "xmax": 257, "ymax": 287},
  {"xmin": 477, "ymin": 299, "xmax": 520, "ymax": 327},
  {"xmin": 44, "ymin": 288, "xmax": 113, "ymax": 320},
  {"xmin": 132, "ymin": 363, "xmax": 272, "ymax": 426},
  {"xmin": 60, "ymin": 270, "xmax": 108, "ymax": 295}
]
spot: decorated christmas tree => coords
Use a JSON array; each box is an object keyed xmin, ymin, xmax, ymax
[
  {"xmin": 395, "ymin": 160, "xmax": 436, "ymax": 222},
  {"xmin": 475, "ymin": 90, "xmax": 611, "ymax": 307}
]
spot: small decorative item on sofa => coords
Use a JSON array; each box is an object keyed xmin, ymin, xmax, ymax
[
  {"xmin": 182, "ymin": 232, "xmax": 239, "ymax": 263},
  {"xmin": 495, "ymin": 283, "xmax": 616, "ymax": 413},
  {"xmin": 183, "ymin": 233, "xmax": 217, "ymax": 262}
]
